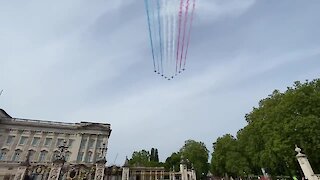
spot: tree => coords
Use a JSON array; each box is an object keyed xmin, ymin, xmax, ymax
[
  {"xmin": 211, "ymin": 134, "xmax": 250, "ymax": 177},
  {"xmin": 211, "ymin": 79, "xmax": 320, "ymax": 177},
  {"xmin": 155, "ymin": 149, "xmax": 159, "ymax": 162},
  {"xmin": 164, "ymin": 152, "xmax": 181, "ymax": 172},
  {"xmin": 150, "ymin": 148, "xmax": 159, "ymax": 162},
  {"xmin": 129, "ymin": 148, "xmax": 161, "ymax": 167},
  {"xmin": 129, "ymin": 149, "xmax": 150, "ymax": 166},
  {"xmin": 180, "ymin": 140, "xmax": 210, "ymax": 180},
  {"xmin": 242, "ymin": 80, "xmax": 320, "ymax": 175}
]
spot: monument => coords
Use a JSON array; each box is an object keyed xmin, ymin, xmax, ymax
[{"xmin": 295, "ymin": 145, "xmax": 320, "ymax": 180}]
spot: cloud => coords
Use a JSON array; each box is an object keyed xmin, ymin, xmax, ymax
[
  {"xmin": 196, "ymin": 0, "xmax": 256, "ymax": 23},
  {"xmin": 64, "ymin": 45, "xmax": 320, "ymax": 162}
]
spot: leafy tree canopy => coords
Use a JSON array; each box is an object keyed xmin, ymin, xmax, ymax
[
  {"xmin": 211, "ymin": 79, "xmax": 320, "ymax": 177},
  {"xmin": 180, "ymin": 140, "xmax": 210, "ymax": 180},
  {"xmin": 164, "ymin": 152, "xmax": 181, "ymax": 172},
  {"xmin": 129, "ymin": 148, "xmax": 161, "ymax": 167}
]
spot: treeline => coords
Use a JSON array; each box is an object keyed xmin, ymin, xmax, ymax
[
  {"xmin": 128, "ymin": 79, "xmax": 320, "ymax": 179},
  {"xmin": 128, "ymin": 140, "xmax": 209, "ymax": 180}
]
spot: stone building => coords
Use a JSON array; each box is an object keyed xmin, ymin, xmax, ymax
[
  {"xmin": 0, "ymin": 109, "xmax": 195, "ymax": 180},
  {"xmin": 0, "ymin": 109, "xmax": 111, "ymax": 180},
  {"xmin": 119, "ymin": 157, "xmax": 197, "ymax": 180}
]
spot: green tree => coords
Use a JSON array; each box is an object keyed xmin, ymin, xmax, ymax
[
  {"xmin": 129, "ymin": 149, "xmax": 150, "ymax": 166},
  {"xmin": 129, "ymin": 148, "xmax": 161, "ymax": 167},
  {"xmin": 180, "ymin": 140, "xmax": 210, "ymax": 180},
  {"xmin": 150, "ymin": 148, "xmax": 159, "ymax": 162},
  {"xmin": 211, "ymin": 134, "xmax": 250, "ymax": 177},
  {"xmin": 155, "ymin": 149, "xmax": 159, "ymax": 162},
  {"xmin": 242, "ymin": 80, "xmax": 320, "ymax": 175},
  {"xmin": 164, "ymin": 152, "xmax": 181, "ymax": 171},
  {"xmin": 211, "ymin": 79, "xmax": 320, "ymax": 176}
]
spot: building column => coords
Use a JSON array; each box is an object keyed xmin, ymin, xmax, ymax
[
  {"xmin": 70, "ymin": 133, "xmax": 82, "ymax": 162},
  {"xmin": 122, "ymin": 167, "xmax": 130, "ymax": 180},
  {"xmin": 93, "ymin": 135, "xmax": 99, "ymax": 162}
]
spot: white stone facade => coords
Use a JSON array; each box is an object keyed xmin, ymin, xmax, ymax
[{"xmin": 0, "ymin": 109, "xmax": 111, "ymax": 179}]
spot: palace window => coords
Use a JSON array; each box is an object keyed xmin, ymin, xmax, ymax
[
  {"xmin": 6, "ymin": 135, "xmax": 15, "ymax": 145},
  {"xmin": 19, "ymin": 136, "xmax": 28, "ymax": 145},
  {"xmin": 77, "ymin": 152, "xmax": 84, "ymax": 162},
  {"xmin": 86, "ymin": 151, "xmax": 93, "ymax": 163},
  {"xmin": 39, "ymin": 151, "xmax": 48, "ymax": 162},
  {"xmin": 12, "ymin": 150, "xmax": 22, "ymax": 161},
  {"xmin": 44, "ymin": 138, "xmax": 52, "ymax": 147},
  {"xmin": 96, "ymin": 139, "xmax": 103, "ymax": 148},
  {"xmin": 52, "ymin": 150, "xmax": 59, "ymax": 161},
  {"xmin": 88, "ymin": 139, "xmax": 95, "ymax": 149},
  {"xmin": 32, "ymin": 137, "xmax": 40, "ymax": 146},
  {"xmin": 68, "ymin": 139, "xmax": 74, "ymax": 147},
  {"xmin": 56, "ymin": 138, "xmax": 64, "ymax": 147},
  {"xmin": 0, "ymin": 149, "xmax": 8, "ymax": 161},
  {"xmin": 28, "ymin": 150, "xmax": 36, "ymax": 162},
  {"xmin": 80, "ymin": 138, "xmax": 87, "ymax": 149}
]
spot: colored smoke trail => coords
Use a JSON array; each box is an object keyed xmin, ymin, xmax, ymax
[
  {"xmin": 179, "ymin": 0, "xmax": 190, "ymax": 72},
  {"xmin": 183, "ymin": 0, "xmax": 196, "ymax": 69},
  {"xmin": 156, "ymin": 0, "xmax": 164, "ymax": 75},
  {"xmin": 161, "ymin": 0, "xmax": 169, "ymax": 78},
  {"xmin": 144, "ymin": 0, "xmax": 196, "ymax": 79},
  {"xmin": 176, "ymin": 0, "xmax": 184, "ymax": 75},
  {"xmin": 150, "ymin": 0, "xmax": 160, "ymax": 73},
  {"xmin": 144, "ymin": 0, "xmax": 156, "ymax": 71},
  {"xmin": 165, "ymin": 0, "xmax": 172, "ymax": 78},
  {"xmin": 170, "ymin": 0, "xmax": 177, "ymax": 78}
]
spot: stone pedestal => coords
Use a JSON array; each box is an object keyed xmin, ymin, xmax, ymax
[
  {"xmin": 295, "ymin": 146, "xmax": 319, "ymax": 180},
  {"xmin": 13, "ymin": 166, "xmax": 28, "ymax": 180},
  {"xmin": 48, "ymin": 161, "xmax": 64, "ymax": 180},
  {"xmin": 94, "ymin": 163, "xmax": 105, "ymax": 180}
]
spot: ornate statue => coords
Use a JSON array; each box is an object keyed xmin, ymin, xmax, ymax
[{"xmin": 54, "ymin": 140, "xmax": 69, "ymax": 163}]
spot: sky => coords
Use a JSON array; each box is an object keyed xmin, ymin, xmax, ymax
[{"xmin": 1, "ymin": 0, "xmax": 320, "ymax": 165}]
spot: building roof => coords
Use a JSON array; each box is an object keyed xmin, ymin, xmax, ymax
[
  {"xmin": 0, "ymin": 109, "xmax": 112, "ymax": 136},
  {"xmin": 0, "ymin": 109, "xmax": 12, "ymax": 118}
]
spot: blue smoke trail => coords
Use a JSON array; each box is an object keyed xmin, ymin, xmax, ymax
[
  {"xmin": 150, "ymin": 0, "xmax": 160, "ymax": 73},
  {"xmin": 156, "ymin": 0, "xmax": 164, "ymax": 75},
  {"xmin": 144, "ymin": 0, "xmax": 156, "ymax": 72}
]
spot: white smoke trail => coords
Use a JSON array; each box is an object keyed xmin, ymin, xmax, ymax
[{"xmin": 171, "ymin": 0, "xmax": 178, "ymax": 78}]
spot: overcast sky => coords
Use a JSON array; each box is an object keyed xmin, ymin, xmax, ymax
[{"xmin": 1, "ymin": 0, "xmax": 320, "ymax": 165}]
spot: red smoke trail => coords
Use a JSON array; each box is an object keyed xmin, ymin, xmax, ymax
[
  {"xmin": 176, "ymin": 0, "xmax": 184, "ymax": 75},
  {"xmin": 183, "ymin": 0, "xmax": 195, "ymax": 69},
  {"xmin": 179, "ymin": 0, "xmax": 190, "ymax": 72}
]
